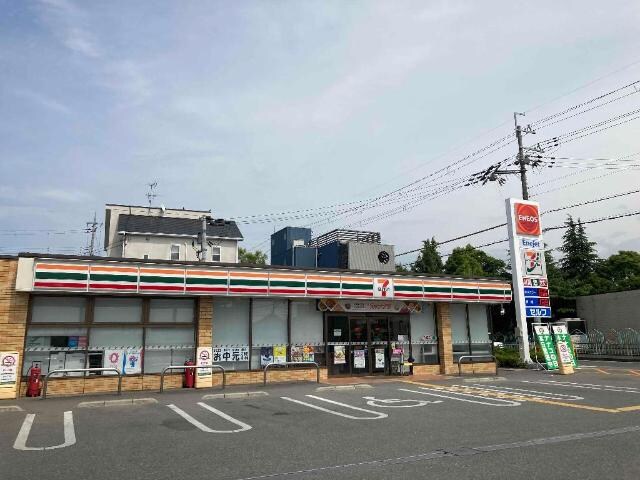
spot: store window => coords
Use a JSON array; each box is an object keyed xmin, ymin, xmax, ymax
[
  {"xmin": 468, "ymin": 304, "xmax": 491, "ymax": 355},
  {"xmin": 211, "ymin": 246, "xmax": 221, "ymax": 262},
  {"xmin": 23, "ymin": 326, "xmax": 88, "ymax": 375},
  {"xmin": 88, "ymin": 327, "xmax": 144, "ymax": 375},
  {"xmin": 450, "ymin": 303, "xmax": 470, "ymax": 362},
  {"xmin": 290, "ymin": 300, "xmax": 324, "ymax": 366},
  {"xmin": 410, "ymin": 303, "xmax": 438, "ymax": 364},
  {"xmin": 150, "ymin": 298, "xmax": 194, "ymax": 323},
  {"xmin": 30, "ymin": 296, "xmax": 85, "ymax": 323},
  {"xmin": 144, "ymin": 327, "xmax": 195, "ymax": 373},
  {"xmin": 212, "ymin": 298, "xmax": 250, "ymax": 370},
  {"xmin": 94, "ymin": 298, "xmax": 142, "ymax": 323},
  {"xmin": 251, "ymin": 299, "xmax": 287, "ymax": 369}
]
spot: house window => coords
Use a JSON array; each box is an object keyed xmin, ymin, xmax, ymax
[
  {"xmin": 211, "ymin": 246, "xmax": 221, "ymax": 262},
  {"xmin": 170, "ymin": 244, "xmax": 180, "ymax": 261}
]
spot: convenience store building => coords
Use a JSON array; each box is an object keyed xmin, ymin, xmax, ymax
[{"xmin": 0, "ymin": 254, "xmax": 511, "ymax": 397}]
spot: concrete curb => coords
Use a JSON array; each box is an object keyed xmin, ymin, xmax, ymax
[
  {"xmin": 0, "ymin": 405, "xmax": 24, "ymax": 412},
  {"xmin": 78, "ymin": 398, "xmax": 158, "ymax": 408},
  {"xmin": 202, "ymin": 391, "xmax": 268, "ymax": 400},
  {"xmin": 316, "ymin": 384, "xmax": 373, "ymax": 391}
]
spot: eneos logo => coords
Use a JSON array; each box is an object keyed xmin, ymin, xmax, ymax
[{"xmin": 514, "ymin": 203, "xmax": 541, "ymax": 236}]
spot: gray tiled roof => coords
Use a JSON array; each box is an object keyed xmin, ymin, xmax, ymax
[{"xmin": 117, "ymin": 214, "xmax": 243, "ymax": 239}]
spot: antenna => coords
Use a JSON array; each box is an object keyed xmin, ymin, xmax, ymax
[
  {"xmin": 146, "ymin": 181, "xmax": 158, "ymax": 213},
  {"xmin": 84, "ymin": 212, "xmax": 101, "ymax": 256}
]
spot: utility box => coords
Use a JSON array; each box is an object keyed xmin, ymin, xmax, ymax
[{"xmin": 271, "ymin": 227, "xmax": 312, "ymax": 266}]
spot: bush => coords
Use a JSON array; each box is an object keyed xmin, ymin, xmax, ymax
[{"xmin": 493, "ymin": 348, "xmax": 525, "ymax": 368}]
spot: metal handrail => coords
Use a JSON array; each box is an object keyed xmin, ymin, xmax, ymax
[
  {"xmin": 263, "ymin": 361, "xmax": 320, "ymax": 386},
  {"xmin": 457, "ymin": 355, "xmax": 498, "ymax": 376},
  {"xmin": 43, "ymin": 368, "xmax": 122, "ymax": 399},
  {"xmin": 159, "ymin": 365, "xmax": 226, "ymax": 393}
]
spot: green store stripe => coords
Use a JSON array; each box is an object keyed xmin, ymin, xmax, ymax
[
  {"xmin": 479, "ymin": 288, "xmax": 507, "ymax": 295},
  {"xmin": 452, "ymin": 287, "xmax": 478, "ymax": 294},
  {"xmin": 139, "ymin": 275, "xmax": 184, "ymax": 284},
  {"xmin": 341, "ymin": 283, "xmax": 371, "ymax": 290},
  {"xmin": 395, "ymin": 285, "xmax": 422, "ymax": 292},
  {"xmin": 89, "ymin": 273, "xmax": 137, "ymax": 283},
  {"xmin": 35, "ymin": 271, "xmax": 87, "ymax": 281},
  {"xmin": 186, "ymin": 277, "xmax": 227, "ymax": 285},
  {"xmin": 270, "ymin": 280, "xmax": 305, "ymax": 288},
  {"xmin": 424, "ymin": 286, "xmax": 451, "ymax": 293},
  {"xmin": 307, "ymin": 282, "xmax": 339, "ymax": 289},
  {"xmin": 230, "ymin": 279, "xmax": 268, "ymax": 287}
]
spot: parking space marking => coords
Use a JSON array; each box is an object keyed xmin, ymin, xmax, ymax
[
  {"xmin": 467, "ymin": 384, "xmax": 584, "ymax": 401},
  {"xmin": 362, "ymin": 396, "xmax": 439, "ymax": 408},
  {"xmin": 521, "ymin": 380, "xmax": 640, "ymax": 393},
  {"xmin": 280, "ymin": 395, "xmax": 388, "ymax": 420},
  {"xmin": 13, "ymin": 411, "xmax": 76, "ymax": 451},
  {"xmin": 398, "ymin": 388, "xmax": 521, "ymax": 407},
  {"xmin": 167, "ymin": 403, "xmax": 252, "ymax": 433}
]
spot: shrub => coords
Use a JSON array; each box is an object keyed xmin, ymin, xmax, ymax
[{"xmin": 493, "ymin": 348, "xmax": 525, "ymax": 368}]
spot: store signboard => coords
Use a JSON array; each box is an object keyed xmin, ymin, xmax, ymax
[
  {"xmin": 551, "ymin": 324, "xmax": 578, "ymax": 367},
  {"xmin": 506, "ymin": 198, "xmax": 553, "ymax": 363},
  {"xmin": 318, "ymin": 298, "xmax": 421, "ymax": 314},
  {"xmin": 533, "ymin": 324, "xmax": 558, "ymax": 370},
  {"xmin": 0, "ymin": 352, "xmax": 19, "ymax": 400},
  {"xmin": 195, "ymin": 347, "xmax": 213, "ymax": 388}
]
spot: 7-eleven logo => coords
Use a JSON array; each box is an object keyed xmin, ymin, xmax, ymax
[{"xmin": 374, "ymin": 278, "xmax": 394, "ymax": 298}]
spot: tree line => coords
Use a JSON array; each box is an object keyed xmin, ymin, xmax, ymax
[{"xmin": 400, "ymin": 215, "xmax": 640, "ymax": 298}]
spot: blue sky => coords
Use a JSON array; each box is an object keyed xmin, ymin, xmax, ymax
[{"xmin": 1, "ymin": 0, "xmax": 639, "ymax": 262}]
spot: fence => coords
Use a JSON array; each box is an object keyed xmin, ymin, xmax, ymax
[{"xmin": 573, "ymin": 328, "xmax": 640, "ymax": 358}]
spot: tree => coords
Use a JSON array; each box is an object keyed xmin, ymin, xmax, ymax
[
  {"xmin": 395, "ymin": 263, "xmax": 410, "ymax": 273},
  {"xmin": 443, "ymin": 244, "xmax": 508, "ymax": 278},
  {"xmin": 412, "ymin": 238, "xmax": 443, "ymax": 274},
  {"xmin": 238, "ymin": 247, "xmax": 267, "ymax": 265},
  {"xmin": 596, "ymin": 251, "xmax": 640, "ymax": 292},
  {"xmin": 559, "ymin": 215, "xmax": 599, "ymax": 278}
]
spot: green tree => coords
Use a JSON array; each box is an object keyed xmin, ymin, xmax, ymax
[
  {"xmin": 596, "ymin": 251, "xmax": 640, "ymax": 292},
  {"xmin": 238, "ymin": 247, "xmax": 267, "ymax": 265},
  {"xmin": 412, "ymin": 238, "xmax": 443, "ymax": 274},
  {"xmin": 444, "ymin": 244, "xmax": 508, "ymax": 278},
  {"xmin": 395, "ymin": 263, "xmax": 410, "ymax": 273},
  {"xmin": 559, "ymin": 215, "xmax": 599, "ymax": 278}
]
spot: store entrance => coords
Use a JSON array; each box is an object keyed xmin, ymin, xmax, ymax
[{"xmin": 327, "ymin": 314, "xmax": 407, "ymax": 376}]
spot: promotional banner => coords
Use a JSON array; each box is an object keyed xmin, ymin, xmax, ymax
[
  {"xmin": 0, "ymin": 352, "xmax": 19, "ymax": 400},
  {"xmin": 195, "ymin": 347, "xmax": 213, "ymax": 388},
  {"xmin": 213, "ymin": 347, "xmax": 250, "ymax": 363},
  {"xmin": 273, "ymin": 346, "xmax": 287, "ymax": 364},
  {"xmin": 333, "ymin": 346, "xmax": 346, "ymax": 364},
  {"xmin": 260, "ymin": 347, "xmax": 274, "ymax": 367},
  {"xmin": 124, "ymin": 349, "xmax": 142, "ymax": 375},
  {"xmin": 533, "ymin": 324, "xmax": 558, "ymax": 370},
  {"xmin": 375, "ymin": 349, "xmax": 385, "ymax": 369},
  {"xmin": 551, "ymin": 324, "xmax": 578, "ymax": 367},
  {"xmin": 302, "ymin": 345, "xmax": 315, "ymax": 362},
  {"xmin": 354, "ymin": 350, "xmax": 366, "ymax": 369},
  {"xmin": 290, "ymin": 346, "xmax": 303, "ymax": 363},
  {"xmin": 103, "ymin": 349, "xmax": 124, "ymax": 374}
]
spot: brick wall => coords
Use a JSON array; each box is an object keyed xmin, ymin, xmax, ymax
[
  {"xmin": 436, "ymin": 303, "xmax": 455, "ymax": 374},
  {"xmin": 459, "ymin": 362, "xmax": 497, "ymax": 375},
  {"xmin": 0, "ymin": 258, "xmax": 29, "ymax": 399},
  {"xmin": 412, "ymin": 364, "xmax": 440, "ymax": 376}
]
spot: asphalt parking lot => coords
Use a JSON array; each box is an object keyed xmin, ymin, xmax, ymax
[{"xmin": 1, "ymin": 364, "xmax": 640, "ymax": 480}]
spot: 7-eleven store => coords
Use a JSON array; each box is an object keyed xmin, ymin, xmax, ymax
[{"xmin": 0, "ymin": 254, "xmax": 511, "ymax": 397}]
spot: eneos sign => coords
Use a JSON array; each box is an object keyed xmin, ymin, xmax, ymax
[{"xmin": 514, "ymin": 203, "xmax": 541, "ymax": 236}]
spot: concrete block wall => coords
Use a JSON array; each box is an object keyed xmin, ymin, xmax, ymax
[{"xmin": 436, "ymin": 303, "xmax": 456, "ymax": 374}]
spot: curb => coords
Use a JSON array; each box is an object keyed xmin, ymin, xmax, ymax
[
  {"xmin": 316, "ymin": 384, "xmax": 373, "ymax": 391},
  {"xmin": 0, "ymin": 405, "xmax": 24, "ymax": 412},
  {"xmin": 202, "ymin": 391, "xmax": 268, "ymax": 400},
  {"xmin": 78, "ymin": 398, "xmax": 158, "ymax": 408}
]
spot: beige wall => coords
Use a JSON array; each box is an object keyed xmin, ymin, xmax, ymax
[
  {"xmin": 576, "ymin": 289, "xmax": 640, "ymax": 331},
  {"xmin": 121, "ymin": 234, "xmax": 238, "ymax": 262}
]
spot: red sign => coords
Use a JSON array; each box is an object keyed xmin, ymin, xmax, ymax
[
  {"xmin": 537, "ymin": 288, "xmax": 550, "ymax": 298},
  {"xmin": 538, "ymin": 297, "xmax": 550, "ymax": 307},
  {"xmin": 514, "ymin": 203, "xmax": 541, "ymax": 236}
]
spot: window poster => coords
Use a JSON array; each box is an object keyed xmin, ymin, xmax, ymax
[
  {"xmin": 302, "ymin": 345, "xmax": 315, "ymax": 362},
  {"xmin": 213, "ymin": 347, "xmax": 250, "ymax": 363},
  {"xmin": 260, "ymin": 347, "xmax": 274, "ymax": 367},
  {"xmin": 124, "ymin": 349, "xmax": 142, "ymax": 375},
  {"xmin": 290, "ymin": 346, "xmax": 303, "ymax": 363},
  {"xmin": 354, "ymin": 349, "xmax": 366, "ymax": 369},
  {"xmin": 334, "ymin": 345, "xmax": 346, "ymax": 364},
  {"xmin": 375, "ymin": 349, "xmax": 385, "ymax": 369},
  {"xmin": 103, "ymin": 349, "xmax": 124, "ymax": 374},
  {"xmin": 65, "ymin": 353, "xmax": 85, "ymax": 376},
  {"xmin": 273, "ymin": 345, "xmax": 287, "ymax": 364},
  {"xmin": 49, "ymin": 352, "xmax": 66, "ymax": 372}
]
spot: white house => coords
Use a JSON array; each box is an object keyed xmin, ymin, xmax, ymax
[{"xmin": 103, "ymin": 204, "xmax": 243, "ymax": 262}]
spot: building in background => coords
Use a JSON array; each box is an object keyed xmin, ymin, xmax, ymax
[
  {"xmin": 103, "ymin": 204, "xmax": 243, "ymax": 263},
  {"xmin": 270, "ymin": 227, "xmax": 395, "ymax": 272}
]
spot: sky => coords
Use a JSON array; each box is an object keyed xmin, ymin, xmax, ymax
[{"xmin": 1, "ymin": 0, "xmax": 639, "ymax": 264}]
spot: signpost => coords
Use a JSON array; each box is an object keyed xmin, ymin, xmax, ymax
[
  {"xmin": 506, "ymin": 198, "xmax": 552, "ymax": 364},
  {"xmin": 532, "ymin": 324, "xmax": 558, "ymax": 370},
  {"xmin": 551, "ymin": 324, "xmax": 578, "ymax": 367}
]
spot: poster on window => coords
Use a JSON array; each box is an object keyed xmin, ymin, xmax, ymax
[
  {"xmin": 65, "ymin": 353, "xmax": 86, "ymax": 376},
  {"xmin": 273, "ymin": 345, "xmax": 287, "ymax": 364},
  {"xmin": 103, "ymin": 349, "xmax": 124, "ymax": 375},
  {"xmin": 290, "ymin": 346, "xmax": 303, "ymax": 363},
  {"xmin": 260, "ymin": 347, "xmax": 274, "ymax": 367},
  {"xmin": 124, "ymin": 349, "xmax": 142, "ymax": 375},
  {"xmin": 303, "ymin": 345, "xmax": 315, "ymax": 362},
  {"xmin": 213, "ymin": 347, "xmax": 249, "ymax": 363},
  {"xmin": 49, "ymin": 352, "xmax": 66, "ymax": 373},
  {"xmin": 375, "ymin": 349, "xmax": 385, "ymax": 368},
  {"xmin": 354, "ymin": 349, "xmax": 366, "ymax": 369},
  {"xmin": 334, "ymin": 346, "xmax": 346, "ymax": 364}
]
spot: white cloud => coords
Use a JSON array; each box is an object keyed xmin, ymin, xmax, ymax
[{"xmin": 11, "ymin": 89, "xmax": 73, "ymax": 115}]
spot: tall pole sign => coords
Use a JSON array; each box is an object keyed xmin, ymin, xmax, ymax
[{"xmin": 506, "ymin": 198, "xmax": 551, "ymax": 364}]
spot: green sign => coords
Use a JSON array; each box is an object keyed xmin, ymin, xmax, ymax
[
  {"xmin": 551, "ymin": 324, "xmax": 578, "ymax": 367},
  {"xmin": 533, "ymin": 324, "xmax": 558, "ymax": 370}
]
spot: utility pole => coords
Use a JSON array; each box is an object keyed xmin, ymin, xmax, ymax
[
  {"xmin": 85, "ymin": 212, "xmax": 100, "ymax": 256},
  {"xmin": 514, "ymin": 112, "xmax": 529, "ymax": 200},
  {"xmin": 198, "ymin": 215, "xmax": 209, "ymax": 262}
]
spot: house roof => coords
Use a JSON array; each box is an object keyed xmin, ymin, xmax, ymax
[{"xmin": 116, "ymin": 214, "xmax": 243, "ymax": 239}]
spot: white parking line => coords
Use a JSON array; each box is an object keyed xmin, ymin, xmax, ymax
[
  {"xmin": 362, "ymin": 396, "xmax": 439, "ymax": 408},
  {"xmin": 167, "ymin": 402, "xmax": 252, "ymax": 433},
  {"xmin": 398, "ymin": 388, "xmax": 521, "ymax": 407},
  {"xmin": 521, "ymin": 380, "xmax": 640, "ymax": 393},
  {"xmin": 13, "ymin": 411, "xmax": 76, "ymax": 451},
  {"xmin": 467, "ymin": 384, "xmax": 584, "ymax": 401},
  {"xmin": 281, "ymin": 395, "xmax": 388, "ymax": 420}
]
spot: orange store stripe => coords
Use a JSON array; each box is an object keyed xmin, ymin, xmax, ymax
[
  {"xmin": 393, "ymin": 279, "xmax": 422, "ymax": 285},
  {"xmin": 229, "ymin": 272, "xmax": 269, "ymax": 278},
  {"xmin": 269, "ymin": 273, "xmax": 305, "ymax": 280},
  {"xmin": 307, "ymin": 275, "xmax": 340, "ymax": 281},
  {"xmin": 186, "ymin": 270, "xmax": 227, "ymax": 277},
  {"xmin": 341, "ymin": 276, "xmax": 372, "ymax": 283},
  {"xmin": 90, "ymin": 265, "xmax": 138, "ymax": 273},
  {"xmin": 140, "ymin": 268, "xmax": 184, "ymax": 275},
  {"xmin": 36, "ymin": 263, "xmax": 88, "ymax": 271}
]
